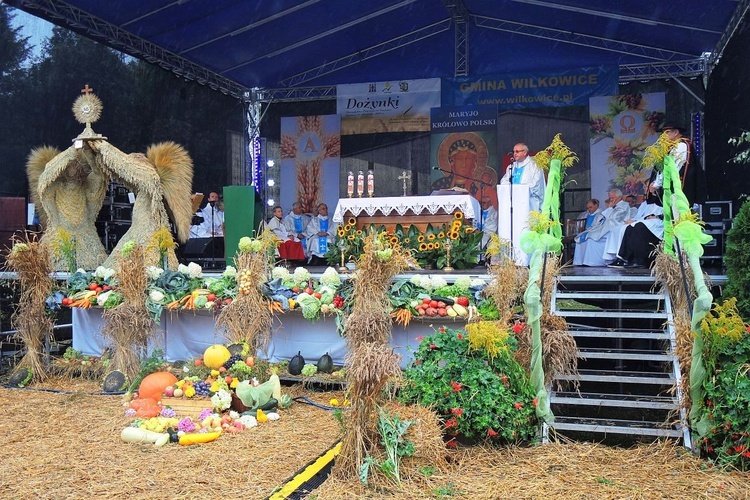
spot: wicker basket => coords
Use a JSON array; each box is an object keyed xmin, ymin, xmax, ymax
[{"xmin": 161, "ymin": 397, "xmax": 213, "ymax": 418}]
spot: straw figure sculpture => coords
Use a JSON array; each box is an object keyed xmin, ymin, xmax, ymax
[
  {"xmin": 87, "ymin": 139, "xmax": 193, "ymax": 269},
  {"xmin": 3, "ymin": 235, "xmax": 55, "ymax": 384},
  {"xmin": 100, "ymin": 243, "xmax": 154, "ymax": 382},
  {"xmin": 26, "ymin": 91, "xmax": 113, "ymax": 272},
  {"xmin": 27, "ymin": 145, "xmax": 109, "ymax": 272},
  {"xmin": 334, "ymin": 231, "xmax": 417, "ymax": 480},
  {"xmin": 215, "ymin": 228, "xmax": 278, "ymax": 353}
]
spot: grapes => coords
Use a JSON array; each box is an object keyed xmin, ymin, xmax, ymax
[
  {"xmin": 223, "ymin": 354, "xmax": 242, "ymax": 370},
  {"xmin": 193, "ymin": 380, "xmax": 211, "ymax": 396}
]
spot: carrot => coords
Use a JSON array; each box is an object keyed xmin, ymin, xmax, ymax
[
  {"xmin": 268, "ymin": 301, "xmax": 284, "ymax": 313},
  {"xmin": 390, "ymin": 308, "xmax": 412, "ymax": 327}
]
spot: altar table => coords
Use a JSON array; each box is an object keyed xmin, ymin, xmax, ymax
[{"xmin": 333, "ymin": 195, "xmax": 480, "ymax": 233}]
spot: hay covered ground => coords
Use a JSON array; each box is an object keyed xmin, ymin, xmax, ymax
[{"xmin": 1, "ymin": 378, "xmax": 748, "ymax": 499}]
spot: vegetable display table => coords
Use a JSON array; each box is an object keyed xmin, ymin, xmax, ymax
[{"xmin": 72, "ymin": 308, "xmax": 463, "ymax": 369}]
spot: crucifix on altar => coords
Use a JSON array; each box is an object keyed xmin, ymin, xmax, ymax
[{"xmin": 398, "ymin": 171, "xmax": 411, "ymax": 196}]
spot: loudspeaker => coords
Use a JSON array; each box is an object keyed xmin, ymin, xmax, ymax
[{"xmin": 183, "ymin": 237, "xmax": 225, "ymax": 257}]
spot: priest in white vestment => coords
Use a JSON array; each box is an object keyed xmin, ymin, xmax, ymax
[{"xmin": 305, "ymin": 203, "xmax": 338, "ymax": 266}]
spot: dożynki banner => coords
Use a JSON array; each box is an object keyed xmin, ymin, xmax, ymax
[
  {"xmin": 337, "ymin": 78, "xmax": 441, "ymax": 135},
  {"xmin": 442, "ymin": 66, "xmax": 618, "ymax": 109}
]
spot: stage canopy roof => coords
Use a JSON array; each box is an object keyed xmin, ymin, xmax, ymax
[{"xmin": 8, "ymin": 0, "xmax": 749, "ymax": 100}]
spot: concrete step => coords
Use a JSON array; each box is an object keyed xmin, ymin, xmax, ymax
[
  {"xmin": 558, "ymin": 310, "xmax": 669, "ymax": 319},
  {"xmin": 555, "ymin": 369, "xmax": 675, "ymax": 385},
  {"xmin": 578, "ymin": 348, "xmax": 674, "ymax": 361},
  {"xmin": 568, "ymin": 328, "xmax": 670, "ymax": 340},
  {"xmin": 556, "ymin": 291, "xmax": 667, "ymax": 301}
]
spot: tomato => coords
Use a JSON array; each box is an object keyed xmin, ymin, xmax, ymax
[
  {"xmin": 304, "ymin": 287, "xmax": 314, "ymax": 295},
  {"xmin": 422, "ymin": 298, "xmax": 431, "ymax": 305},
  {"xmin": 429, "ymin": 300, "xmax": 439, "ymax": 309},
  {"xmin": 89, "ymin": 283, "xmax": 99, "ymax": 291},
  {"xmin": 292, "ymin": 286, "xmax": 300, "ymax": 293},
  {"xmin": 62, "ymin": 297, "xmax": 71, "ymax": 306},
  {"xmin": 455, "ymin": 296, "xmax": 470, "ymax": 307},
  {"xmin": 313, "ymin": 292, "xmax": 322, "ymax": 300},
  {"xmin": 95, "ymin": 287, "xmax": 103, "ymax": 294},
  {"xmin": 207, "ymin": 293, "xmax": 217, "ymax": 302}
]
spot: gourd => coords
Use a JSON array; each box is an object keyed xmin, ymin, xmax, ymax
[
  {"xmin": 203, "ymin": 344, "xmax": 231, "ymax": 369},
  {"xmin": 279, "ymin": 394, "xmax": 293, "ymax": 409},
  {"xmin": 317, "ymin": 352, "xmax": 334, "ymax": 374},
  {"xmin": 120, "ymin": 427, "xmax": 170, "ymax": 447},
  {"xmin": 138, "ymin": 371, "xmax": 178, "ymax": 403},
  {"xmin": 288, "ymin": 351, "xmax": 305, "ymax": 375},
  {"xmin": 268, "ymin": 373, "xmax": 282, "ymax": 400},
  {"xmin": 128, "ymin": 397, "xmax": 162, "ymax": 418},
  {"xmin": 178, "ymin": 431, "xmax": 222, "ymax": 446}
]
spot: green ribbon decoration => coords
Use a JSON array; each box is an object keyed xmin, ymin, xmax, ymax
[
  {"xmin": 519, "ymin": 231, "xmax": 563, "ymax": 256},
  {"xmin": 540, "ymin": 159, "xmax": 563, "ymax": 241},
  {"xmin": 660, "ymin": 155, "xmax": 713, "ymax": 440}
]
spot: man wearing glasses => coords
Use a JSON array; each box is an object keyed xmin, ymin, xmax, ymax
[{"xmin": 499, "ymin": 143, "xmax": 546, "ymax": 212}]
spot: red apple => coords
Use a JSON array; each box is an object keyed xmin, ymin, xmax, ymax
[
  {"xmin": 245, "ymin": 356, "xmax": 255, "ymax": 367},
  {"xmin": 163, "ymin": 385, "xmax": 175, "ymax": 397},
  {"xmin": 194, "ymin": 358, "xmax": 203, "ymax": 367}
]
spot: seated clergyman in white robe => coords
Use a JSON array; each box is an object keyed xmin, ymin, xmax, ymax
[
  {"xmin": 602, "ymin": 202, "xmax": 663, "ymax": 264},
  {"xmin": 573, "ymin": 193, "xmax": 630, "ymax": 267},
  {"xmin": 283, "ymin": 202, "xmax": 310, "ymax": 254},
  {"xmin": 305, "ymin": 203, "xmax": 338, "ymax": 265}
]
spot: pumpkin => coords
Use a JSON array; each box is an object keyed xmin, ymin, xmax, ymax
[
  {"xmin": 317, "ymin": 352, "xmax": 334, "ymax": 374},
  {"xmin": 288, "ymin": 351, "xmax": 305, "ymax": 376},
  {"xmin": 138, "ymin": 371, "xmax": 178, "ymax": 403},
  {"xmin": 203, "ymin": 344, "xmax": 231, "ymax": 369},
  {"xmin": 129, "ymin": 397, "xmax": 162, "ymax": 418}
]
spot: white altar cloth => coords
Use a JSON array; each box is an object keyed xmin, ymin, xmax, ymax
[{"xmin": 333, "ymin": 195, "xmax": 480, "ymax": 223}]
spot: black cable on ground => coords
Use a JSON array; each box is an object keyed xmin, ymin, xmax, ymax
[{"xmin": 0, "ymin": 384, "xmax": 125, "ymax": 396}]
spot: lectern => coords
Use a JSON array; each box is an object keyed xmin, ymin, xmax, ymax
[{"xmin": 497, "ymin": 184, "xmax": 530, "ymax": 266}]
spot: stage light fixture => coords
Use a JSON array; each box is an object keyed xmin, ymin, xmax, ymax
[
  {"xmin": 267, "ymin": 159, "xmax": 275, "ymax": 167},
  {"xmin": 267, "ymin": 198, "xmax": 275, "ymax": 206},
  {"xmin": 267, "ymin": 179, "xmax": 275, "ymax": 187}
]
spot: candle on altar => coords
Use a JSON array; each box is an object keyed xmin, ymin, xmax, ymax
[
  {"xmin": 367, "ymin": 170, "xmax": 374, "ymax": 197},
  {"xmin": 347, "ymin": 171, "xmax": 354, "ymax": 197},
  {"xmin": 357, "ymin": 170, "xmax": 365, "ymax": 197}
]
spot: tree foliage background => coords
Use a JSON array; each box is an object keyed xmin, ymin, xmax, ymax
[{"xmin": 0, "ymin": 5, "xmax": 244, "ymax": 198}]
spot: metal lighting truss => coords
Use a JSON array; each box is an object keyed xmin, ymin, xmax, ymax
[
  {"xmin": 472, "ymin": 14, "xmax": 696, "ymax": 62},
  {"xmin": 707, "ymin": 0, "xmax": 750, "ymax": 71},
  {"xmin": 441, "ymin": 0, "xmax": 470, "ymax": 76},
  {"xmin": 8, "ymin": 0, "xmax": 248, "ymax": 99}
]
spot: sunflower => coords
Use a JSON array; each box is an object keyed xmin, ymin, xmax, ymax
[
  {"xmin": 356, "ymin": 230, "xmax": 363, "ymax": 235},
  {"xmin": 347, "ymin": 234, "xmax": 355, "ymax": 240},
  {"xmin": 419, "ymin": 243, "xmax": 427, "ymax": 251},
  {"xmin": 403, "ymin": 237, "xmax": 411, "ymax": 244},
  {"xmin": 433, "ymin": 242, "xmax": 441, "ymax": 250},
  {"xmin": 449, "ymin": 231, "xmax": 460, "ymax": 240},
  {"xmin": 427, "ymin": 233, "xmax": 436, "ymax": 241},
  {"xmin": 418, "ymin": 235, "xmax": 425, "ymax": 242},
  {"xmin": 451, "ymin": 221, "xmax": 462, "ymax": 232},
  {"xmin": 347, "ymin": 217, "xmax": 356, "ymax": 225},
  {"xmin": 427, "ymin": 243, "xmax": 434, "ymax": 250},
  {"xmin": 437, "ymin": 231, "xmax": 445, "ymax": 239},
  {"xmin": 464, "ymin": 226, "xmax": 475, "ymax": 234},
  {"xmin": 389, "ymin": 236, "xmax": 399, "ymax": 245},
  {"xmin": 337, "ymin": 228, "xmax": 346, "ymax": 237},
  {"xmin": 454, "ymin": 211, "xmax": 464, "ymax": 220}
]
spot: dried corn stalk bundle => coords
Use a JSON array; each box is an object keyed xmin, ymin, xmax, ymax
[
  {"xmin": 215, "ymin": 228, "xmax": 277, "ymax": 353},
  {"xmin": 334, "ymin": 231, "xmax": 416, "ymax": 480},
  {"xmin": 484, "ymin": 236, "xmax": 527, "ymax": 324},
  {"xmin": 101, "ymin": 243, "xmax": 154, "ymax": 382},
  {"xmin": 3, "ymin": 235, "xmax": 55, "ymax": 384}
]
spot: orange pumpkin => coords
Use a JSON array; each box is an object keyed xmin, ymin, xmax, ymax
[
  {"xmin": 128, "ymin": 397, "xmax": 161, "ymax": 418},
  {"xmin": 138, "ymin": 371, "xmax": 178, "ymax": 403}
]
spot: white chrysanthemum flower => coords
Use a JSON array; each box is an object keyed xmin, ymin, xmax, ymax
[
  {"xmin": 187, "ymin": 262, "xmax": 203, "ymax": 279},
  {"xmin": 223, "ymin": 266, "xmax": 237, "ymax": 278},
  {"xmin": 177, "ymin": 263, "xmax": 190, "ymax": 275},
  {"xmin": 320, "ymin": 267, "xmax": 341, "ymax": 286},
  {"xmin": 272, "ymin": 266, "xmax": 291, "ymax": 281},
  {"xmin": 210, "ymin": 389, "xmax": 232, "ymax": 411},
  {"xmin": 430, "ymin": 276, "xmax": 447, "ymax": 291},
  {"xmin": 145, "ymin": 266, "xmax": 164, "ymax": 280},
  {"xmin": 293, "ymin": 266, "xmax": 311, "ymax": 283}
]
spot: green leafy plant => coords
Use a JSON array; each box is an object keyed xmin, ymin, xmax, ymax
[
  {"xmin": 724, "ymin": 198, "xmax": 750, "ymax": 319},
  {"xmin": 358, "ymin": 408, "xmax": 415, "ymax": 485},
  {"xmin": 399, "ymin": 327, "xmax": 537, "ymax": 443}
]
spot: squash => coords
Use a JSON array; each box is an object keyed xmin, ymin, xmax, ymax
[
  {"xmin": 203, "ymin": 344, "xmax": 231, "ymax": 370},
  {"xmin": 317, "ymin": 352, "xmax": 334, "ymax": 374},
  {"xmin": 128, "ymin": 397, "xmax": 161, "ymax": 418},
  {"xmin": 102, "ymin": 370, "xmax": 128, "ymax": 393},
  {"xmin": 288, "ymin": 351, "xmax": 305, "ymax": 375},
  {"xmin": 279, "ymin": 393, "xmax": 293, "ymax": 409},
  {"xmin": 268, "ymin": 373, "xmax": 282, "ymax": 401},
  {"xmin": 178, "ymin": 431, "xmax": 221, "ymax": 446},
  {"xmin": 121, "ymin": 427, "xmax": 169, "ymax": 447},
  {"xmin": 138, "ymin": 371, "xmax": 178, "ymax": 403}
]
